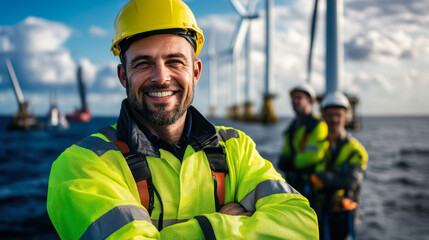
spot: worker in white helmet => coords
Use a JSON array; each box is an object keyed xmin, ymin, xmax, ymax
[
  {"xmin": 310, "ymin": 91, "xmax": 368, "ymax": 240},
  {"xmin": 278, "ymin": 83, "xmax": 329, "ymax": 199}
]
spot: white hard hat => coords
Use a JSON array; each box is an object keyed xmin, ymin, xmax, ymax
[
  {"xmin": 290, "ymin": 83, "xmax": 316, "ymax": 101},
  {"xmin": 321, "ymin": 91, "xmax": 350, "ymax": 109}
]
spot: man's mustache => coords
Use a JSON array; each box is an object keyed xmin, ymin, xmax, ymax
[{"xmin": 139, "ymin": 84, "xmax": 182, "ymax": 93}]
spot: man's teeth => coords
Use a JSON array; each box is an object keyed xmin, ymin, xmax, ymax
[{"xmin": 147, "ymin": 91, "xmax": 174, "ymax": 97}]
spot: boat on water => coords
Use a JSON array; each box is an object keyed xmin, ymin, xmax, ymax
[
  {"xmin": 66, "ymin": 107, "xmax": 91, "ymax": 122},
  {"xmin": 46, "ymin": 91, "xmax": 69, "ymax": 130},
  {"xmin": 5, "ymin": 58, "xmax": 44, "ymax": 131},
  {"xmin": 66, "ymin": 66, "xmax": 91, "ymax": 122}
]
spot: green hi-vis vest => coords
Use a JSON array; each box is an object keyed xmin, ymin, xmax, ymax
[
  {"xmin": 282, "ymin": 116, "xmax": 329, "ymax": 169},
  {"xmin": 314, "ymin": 133, "xmax": 369, "ymax": 208},
  {"xmin": 47, "ymin": 125, "xmax": 319, "ymax": 240}
]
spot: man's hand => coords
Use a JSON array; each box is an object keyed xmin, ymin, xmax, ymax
[{"xmin": 218, "ymin": 202, "xmax": 253, "ymax": 217}]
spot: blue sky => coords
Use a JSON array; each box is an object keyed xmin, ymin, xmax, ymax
[
  {"xmin": 0, "ymin": 0, "xmax": 239, "ymax": 64},
  {"xmin": 1, "ymin": 0, "xmax": 428, "ymax": 117}
]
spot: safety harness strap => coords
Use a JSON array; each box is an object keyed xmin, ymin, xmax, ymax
[
  {"xmin": 286, "ymin": 116, "xmax": 321, "ymax": 156},
  {"xmin": 99, "ymin": 126, "xmax": 229, "ymax": 214},
  {"xmin": 99, "ymin": 126, "xmax": 154, "ymax": 214},
  {"xmin": 300, "ymin": 116, "xmax": 321, "ymax": 151},
  {"xmin": 115, "ymin": 141, "xmax": 154, "ymax": 215},
  {"xmin": 202, "ymin": 132, "xmax": 229, "ymax": 210}
]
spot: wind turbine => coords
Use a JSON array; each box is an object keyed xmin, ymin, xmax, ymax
[
  {"xmin": 306, "ymin": 0, "xmax": 319, "ymax": 84},
  {"xmin": 306, "ymin": 0, "xmax": 360, "ymax": 129},
  {"xmin": 227, "ymin": 0, "xmax": 259, "ymax": 121},
  {"xmin": 208, "ymin": 27, "xmax": 218, "ymax": 118},
  {"xmin": 259, "ymin": 0, "xmax": 278, "ymax": 124}
]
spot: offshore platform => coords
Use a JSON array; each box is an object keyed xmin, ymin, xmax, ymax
[
  {"xmin": 66, "ymin": 66, "xmax": 91, "ymax": 122},
  {"xmin": 5, "ymin": 59, "xmax": 44, "ymax": 131}
]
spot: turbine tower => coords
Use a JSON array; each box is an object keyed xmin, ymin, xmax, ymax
[
  {"xmin": 228, "ymin": 0, "xmax": 259, "ymax": 121},
  {"xmin": 306, "ymin": 0, "xmax": 361, "ymax": 128},
  {"xmin": 259, "ymin": 0, "xmax": 278, "ymax": 124},
  {"xmin": 208, "ymin": 27, "xmax": 218, "ymax": 118}
]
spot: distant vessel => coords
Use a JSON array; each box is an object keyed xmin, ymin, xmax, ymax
[
  {"xmin": 5, "ymin": 59, "xmax": 44, "ymax": 131},
  {"xmin": 66, "ymin": 66, "xmax": 91, "ymax": 122},
  {"xmin": 46, "ymin": 90, "xmax": 69, "ymax": 130}
]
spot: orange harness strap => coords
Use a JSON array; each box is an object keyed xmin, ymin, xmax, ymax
[
  {"xmin": 204, "ymin": 145, "xmax": 228, "ymax": 210},
  {"xmin": 135, "ymin": 181, "xmax": 150, "ymax": 210},
  {"xmin": 299, "ymin": 133, "xmax": 311, "ymax": 152},
  {"xmin": 214, "ymin": 172, "xmax": 226, "ymax": 206},
  {"xmin": 114, "ymin": 140, "xmax": 130, "ymax": 153},
  {"xmin": 114, "ymin": 140, "xmax": 151, "ymax": 211},
  {"xmin": 114, "ymin": 139, "xmax": 228, "ymax": 211}
]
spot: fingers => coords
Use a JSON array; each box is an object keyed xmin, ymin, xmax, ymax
[{"xmin": 218, "ymin": 202, "xmax": 254, "ymax": 216}]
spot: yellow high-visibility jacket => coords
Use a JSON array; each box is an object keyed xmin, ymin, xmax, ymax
[
  {"xmin": 313, "ymin": 132, "xmax": 369, "ymax": 210},
  {"xmin": 278, "ymin": 115, "xmax": 328, "ymax": 197},
  {"xmin": 280, "ymin": 115, "xmax": 328, "ymax": 169},
  {"xmin": 47, "ymin": 102, "xmax": 318, "ymax": 240}
]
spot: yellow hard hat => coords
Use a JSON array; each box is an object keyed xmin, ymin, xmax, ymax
[{"xmin": 111, "ymin": 0, "xmax": 205, "ymax": 57}]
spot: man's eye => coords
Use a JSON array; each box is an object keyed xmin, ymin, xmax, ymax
[
  {"xmin": 135, "ymin": 62, "xmax": 150, "ymax": 67},
  {"xmin": 169, "ymin": 59, "xmax": 184, "ymax": 65}
]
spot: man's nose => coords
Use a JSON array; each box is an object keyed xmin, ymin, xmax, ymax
[{"xmin": 151, "ymin": 64, "xmax": 170, "ymax": 84}]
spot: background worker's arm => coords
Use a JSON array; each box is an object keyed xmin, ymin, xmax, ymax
[
  {"xmin": 278, "ymin": 128, "xmax": 295, "ymax": 172},
  {"xmin": 295, "ymin": 122, "xmax": 329, "ymax": 169},
  {"xmin": 313, "ymin": 166, "xmax": 365, "ymax": 191},
  {"xmin": 312, "ymin": 145, "xmax": 368, "ymax": 191},
  {"xmin": 161, "ymin": 130, "xmax": 319, "ymax": 240}
]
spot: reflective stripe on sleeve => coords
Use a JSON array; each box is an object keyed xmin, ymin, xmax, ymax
[
  {"xmin": 151, "ymin": 219, "xmax": 189, "ymax": 228},
  {"xmin": 75, "ymin": 136, "xmax": 116, "ymax": 157},
  {"xmin": 80, "ymin": 205, "xmax": 151, "ymax": 240},
  {"xmin": 303, "ymin": 145, "xmax": 319, "ymax": 153},
  {"xmin": 240, "ymin": 180, "xmax": 299, "ymax": 212}
]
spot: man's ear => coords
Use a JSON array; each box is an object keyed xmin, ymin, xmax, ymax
[
  {"xmin": 117, "ymin": 64, "xmax": 127, "ymax": 88},
  {"xmin": 193, "ymin": 59, "xmax": 202, "ymax": 85}
]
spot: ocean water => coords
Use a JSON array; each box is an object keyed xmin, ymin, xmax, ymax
[{"xmin": 0, "ymin": 115, "xmax": 428, "ymax": 240}]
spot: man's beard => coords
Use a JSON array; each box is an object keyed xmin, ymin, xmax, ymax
[{"xmin": 127, "ymin": 81, "xmax": 194, "ymax": 127}]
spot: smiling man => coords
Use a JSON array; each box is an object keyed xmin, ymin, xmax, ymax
[{"xmin": 46, "ymin": 1, "xmax": 318, "ymax": 239}]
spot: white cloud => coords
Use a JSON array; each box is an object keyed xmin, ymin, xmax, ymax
[
  {"xmin": 0, "ymin": 35, "xmax": 13, "ymax": 52},
  {"xmin": 194, "ymin": 0, "xmax": 429, "ymax": 116},
  {"xmin": 352, "ymin": 72, "xmax": 394, "ymax": 93},
  {"xmin": 0, "ymin": 16, "xmax": 75, "ymax": 90},
  {"xmin": 1, "ymin": 1, "xmax": 428, "ymax": 116},
  {"xmin": 89, "ymin": 61, "xmax": 123, "ymax": 93},
  {"xmin": 0, "ymin": 17, "xmax": 123, "ymax": 115},
  {"xmin": 15, "ymin": 17, "xmax": 71, "ymax": 52},
  {"xmin": 88, "ymin": 26, "xmax": 108, "ymax": 38},
  {"xmin": 344, "ymin": 30, "xmax": 415, "ymax": 63},
  {"xmin": 80, "ymin": 58, "xmax": 98, "ymax": 86}
]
